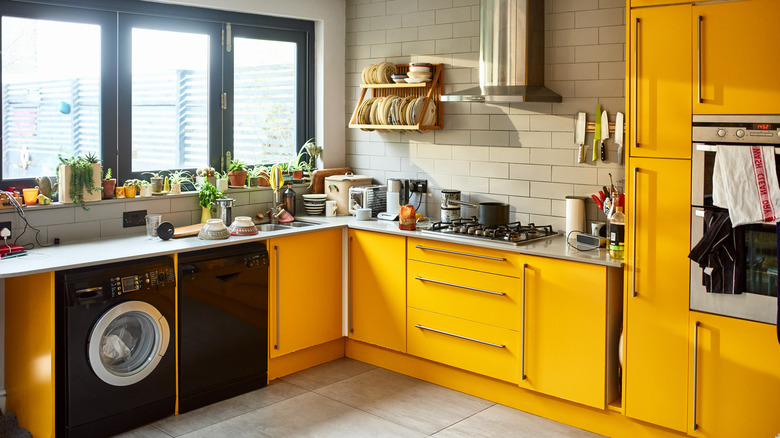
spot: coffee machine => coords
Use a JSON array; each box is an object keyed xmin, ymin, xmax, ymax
[{"xmin": 377, "ymin": 178, "xmax": 408, "ymax": 220}]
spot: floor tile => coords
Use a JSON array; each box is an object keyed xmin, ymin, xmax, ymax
[
  {"xmin": 432, "ymin": 404, "xmax": 605, "ymax": 438},
  {"xmin": 152, "ymin": 380, "xmax": 307, "ymax": 436},
  {"xmin": 178, "ymin": 391, "xmax": 426, "ymax": 438},
  {"xmin": 315, "ymin": 367, "xmax": 495, "ymax": 435},
  {"xmin": 112, "ymin": 424, "xmax": 173, "ymax": 438},
  {"xmin": 280, "ymin": 357, "xmax": 377, "ymax": 391}
]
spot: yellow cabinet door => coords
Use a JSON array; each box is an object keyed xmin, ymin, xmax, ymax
[
  {"xmin": 625, "ymin": 157, "xmax": 691, "ymax": 432},
  {"xmin": 689, "ymin": 312, "xmax": 780, "ymax": 438},
  {"xmin": 519, "ymin": 257, "xmax": 608, "ymax": 409},
  {"xmin": 269, "ymin": 229, "xmax": 342, "ymax": 358},
  {"xmin": 348, "ymin": 229, "xmax": 407, "ymax": 352},
  {"xmin": 629, "ymin": 4, "xmax": 691, "ymax": 159},
  {"xmin": 630, "ymin": 0, "xmax": 685, "ymax": 6},
  {"xmin": 693, "ymin": 0, "xmax": 780, "ymax": 114}
]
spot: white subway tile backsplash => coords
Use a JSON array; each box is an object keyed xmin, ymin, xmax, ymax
[
  {"xmin": 450, "ymin": 114, "xmax": 490, "ymax": 130},
  {"xmin": 452, "ymin": 21, "xmax": 479, "ymax": 37},
  {"xmin": 419, "ymin": 24, "xmax": 453, "ymax": 40},
  {"xmin": 509, "ymin": 196, "xmax": 552, "ymax": 216},
  {"xmin": 490, "ymin": 147, "xmax": 530, "ymax": 164},
  {"xmin": 402, "ymin": 10, "xmax": 435, "ymax": 27},
  {"xmin": 546, "ymin": 11, "xmax": 575, "ymax": 31},
  {"xmin": 356, "ymin": 2, "xmax": 386, "ymax": 18},
  {"xmin": 420, "ymin": 0, "xmax": 454, "ymax": 11},
  {"xmin": 416, "ymin": 144, "xmax": 452, "ymax": 159},
  {"xmin": 456, "ymin": 176, "xmax": 490, "ymax": 193},
  {"xmin": 347, "ymin": 154, "xmax": 372, "ymax": 169},
  {"xmin": 550, "ymin": 62, "xmax": 598, "ymax": 81},
  {"xmin": 402, "ymin": 40, "xmax": 436, "ymax": 56},
  {"xmin": 551, "ymin": 166, "xmax": 599, "ymax": 185},
  {"xmin": 452, "ymin": 145, "xmax": 490, "ymax": 161},
  {"xmin": 510, "ymin": 163, "xmax": 552, "ymax": 181},
  {"xmin": 435, "ymin": 159, "xmax": 470, "ymax": 175},
  {"xmin": 357, "ymin": 30, "xmax": 386, "ymax": 44},
  {"xmin": 575, "ymin": 43, "xmax": 624, "ymax": 63},
  {"xmin": 435, "ymin": 6, "xmax": 472, "ymax": 24},
  {"xmin": 470, "ymin": 130, "xmax": 509, "ymax": 147},
  {"xmin": 529, "ymin": 148, "xmax": 577, "ymax": 166},
  {"xmin": 435, "ymin": 37, "xmax": 473, "ymax": 54},
  {"xmin": 530, "ymin": 114, "xmax": 575, "ymax": 132},
  {"xmin": 371, "ymin": 14, "xmax": 403, "ymax": 30},
  {"xmin": 599, "ymin": 25, "xmax": 625, "ymax": 44},
  {"xmin": 599, "ymin": 61, "xmax": 625, "ymax": 80},
  {"xmin": 434, "ymin": 129, "xmax": 471, "ymax": 145},
  {"xmin": 530, "ymin": 181, "xmax": 576, "ymax": 200},
  {"xmin": 575, "ymin": 8, "xmax": 624, "ymax": 28},
  {"xmin": 371, "ymin": 43, "xmax": 403, "ymax": 58},
  {"xmin": 511, "ymin": 131, "xmax": 553, "ymax": 148},
  {"xmin": 471, "ymin": 161, "xmax": 508, "ymax": 178},
  {"xmin": 553, "ymin": 0, "xmax": 599, "ymax": 13},
  {"xmin": 386, "ymin": 0, "xmax": 418, "ymax": 14},
  {"xmin": 490, "ymin": 179, "xmax": 530, "ymax": 197},
  {"xmin": 552, "ymin": 28, "xmax": 599, "ymax": 47},
  {"xmin": 370, "ymin": 156, "xmax": 401, "ymax": 171},
  {"xmin": 472, "ymin": 103, "xmax": 511, "ymax": 115},
  {"xmin": 574, "ymin": 79, "xmax": 624, "ymax": 98},
  {"xmin": 387, "ymin": 27, "xmax": 419, "ymax": 43},
  {"xmin": 348, "ymin": 17, "xmax": 371, "ymax": 32},
  {"xmin": 386, "ymin": 142, "xmax": 417, "ymax": 157}
]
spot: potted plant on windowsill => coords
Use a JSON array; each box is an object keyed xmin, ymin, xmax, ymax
[
  {"xmin": 123, "ymin": 179, "xmax": 141, "ymax": 198},
  {"xmin": 57, "ymin": 153, "xmax": 102, "ymax": 210},
  {"xmin": 302, "ymin": 138, "xmax": 322, "ymax": 171},
  {"xmin": 144, "ymin": 171, "xmax": 164, "ymax": 193},
  {"xmin": 166, "ymin": 170, "xmax": 191, "ymax": 194},
  {"xmin": 214, "ymin": 171, "xmax": 230, "ymax": 192},
  {"xmin": 197, "ymin": 181, "xmax": 223, "ymax": 223},
  {"xmin": 227, "ymin": 159, "xmax": 247, "ymax": 187},
  {"xmin": 101, "ymin": 168, "xmax": 116, "ymax": 199},
  {"xmin": 196, "ymin": 166, "xmax": 217, "ymax": 187}
]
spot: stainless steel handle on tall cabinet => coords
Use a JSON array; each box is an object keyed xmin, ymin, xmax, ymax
[
  {"xmin": 633, "ymin": 17, "xmax": 639, "ymax": 148},
  {"xmin": 274, "ymin": 245, "xmax": 280, "ymax": 350},
  {"xmin": 414, "ymin": 276, "xmax": 506, "ymax": 296},
  {"xmin": 693, "ymin": 321, "xmax": 700, "ymax": 431},
  {"xmin": 414, "ymin": 325, "xmax": 505, "ymax": 348},
  {"xmin": 415, "ymin": 245, "xmax": 507, "ymax": 261},
  {"xmin": 348, "ymin": 236, "xmax": 353, "ymax": 334},
  {"xmin": 520, "ymin": 263, "xmax": 528, "ymax": 381},
  {"xmin": 697, "ymin": 15, "xmax": 703, "ymax": 104},
  {"xmin": 632, "ymin": 168, "xmax": 639, "ymax": 297}
]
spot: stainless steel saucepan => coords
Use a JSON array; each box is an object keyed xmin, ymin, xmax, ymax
[{"xmin": 448, "ymin": 200, "xmax": 510, "ymax": 226}]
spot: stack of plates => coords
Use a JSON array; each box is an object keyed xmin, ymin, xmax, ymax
[
  {"xmin": 355, "ymin": 95, "xmax": 436, "ymax": 131},
  {"xmin": 303, "ymin": 193, "xmax": 327, "ymax": 215},
  {"xmin": 361, "ymin": 62, "xmax": 397, "ymax": 84}
]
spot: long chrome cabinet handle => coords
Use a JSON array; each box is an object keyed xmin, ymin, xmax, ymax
[
  {"xmin": 348, "ymin": 236, "xmax": 353, "ymax": 333},
  {"xmin": 632, "ymin": 168, "xmax": 638, "ymax": 297},
  {"xmin": 697, "ymin": 15, "xmax": 703, "ymax": 104},
  {"xmin": 415, "ymin": 324, "xmax": 505, "ymax": 348},
  {"xmin": 274, "ymin": 245, "xmax": 280, "ymax": 350},
  {"xmin": 693, "ymin": 321, "xmax": 700, "ymax": 431},
  {"xmin": 415, "ymin": 276, "xmax": 506, "ymax": 296},
  {"xmin": 521, "ymin": 263, "xmax": 528, "ymax": 380},
  {"xmin": 415, "ymin": 245, "xmax": 507, "ymax": 261},
  {"xmin": 633, "ymin": 17, "xmax": 639, "ymax": 148}
]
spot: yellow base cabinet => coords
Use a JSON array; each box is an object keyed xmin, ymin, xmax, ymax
[
  {"xmin": 269, "ymin": 229, "xmax": 343, "ymax": 358},
  {"xmin": 628, "ymin": 3, "xmax": 691, "ymax": 159},
  {"xmin": 520, "ymin": 256, "xmax": 620, "ymax": 410},
  {"xmin": 693, "ymin": 0, "xmax": 780, "ymax": 114},
  {"xmin": 689, "ymin": 312, "xmax": 780, "ymax": 438},
  {"xmin": 625, "ymin": 157, "xmax": 691, "ymax": 432},
  {"xmin": 347, "ymin": 229, "xmax": 407, "ymax": 352}
]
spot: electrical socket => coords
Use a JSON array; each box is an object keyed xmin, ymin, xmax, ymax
[
  {"xmin": 123, "ymin": 210, "xmax": 147, "ymax": 228},
  {"xmin": 408, "ymin": 179, "xmax": 427, "ymax": 194},
  {"xmin": 0, "ymin": 221, "xmax": 11, "ymax": 240}
]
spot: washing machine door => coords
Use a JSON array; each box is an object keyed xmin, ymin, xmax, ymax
[{"xmin": 88, "ymin": 300, "xmax": 170, "ymax": 386}]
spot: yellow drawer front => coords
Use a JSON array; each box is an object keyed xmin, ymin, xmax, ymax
[
  {"xmin": 407, "ymin": 308, "xmax": 519, "ymax": 383},
  {"xmin": 408, "ymin": 237, "xmax": 522, "ymax": 277},
  {"xmin": 408, "ymin": 260, "xmax": 520, "ymax": 330}
]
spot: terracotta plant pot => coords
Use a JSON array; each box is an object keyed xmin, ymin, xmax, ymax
[
  {"xmin": 228, "ymin": 170, "xmax": 247, "ymax": 187},
  {"xmin": 102, "ymin": 179, "xmax": 116, "ymax": 199},
  {"xmin": 258, "ymin": 172, "xmax": 270, "ymax": 187},
  {"xmin": 292, "ymin": 170, "xmax": 304, "ymax": 180}
]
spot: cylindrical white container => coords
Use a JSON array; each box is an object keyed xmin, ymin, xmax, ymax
[
  {"xmin": 386, "ymin": 191, "xmax": 401, "ymax": 215},
  {"xmin": 565, "ymin": 196, "xmax": 586, "ymax": 237}
]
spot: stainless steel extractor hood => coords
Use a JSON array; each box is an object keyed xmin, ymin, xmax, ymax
[{"xmin": 441, "ymin": 0, "xmax": 561, "ymax": 103}]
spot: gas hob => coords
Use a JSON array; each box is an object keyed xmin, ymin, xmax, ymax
[{"xmin": 420, "ymin": 217, "xmax": 559, "ymax": 246}]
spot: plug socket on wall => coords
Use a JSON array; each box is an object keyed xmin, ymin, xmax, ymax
[
  {"xmin": 123, "ymin": 210, "xmax": 147, "ymax": 228},
  {"xmin": 0, "ymin": 221, "xmax": 11, "ymax": 240},
  {"xmin": 408, "ymin": 179, "xmax": 427, "ymax": 194}
]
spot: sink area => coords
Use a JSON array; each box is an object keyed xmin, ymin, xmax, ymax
[{"xmin": 257, "ymin": 220, "xmax": 320, "ymax": 232}]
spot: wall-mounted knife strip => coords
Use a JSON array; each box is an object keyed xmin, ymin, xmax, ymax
[{"xmin": 585, "ymin": 122, "xmax": 617, "ymax": 134}]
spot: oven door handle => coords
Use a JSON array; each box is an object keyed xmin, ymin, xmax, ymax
[{"xmin": 696, "ymin": 143, "xmax": 780, "ymax": 154}]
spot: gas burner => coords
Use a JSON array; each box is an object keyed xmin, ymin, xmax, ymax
[{"xmin": 421, "ymin": 220, "xmax": 558, "ymax": 246}]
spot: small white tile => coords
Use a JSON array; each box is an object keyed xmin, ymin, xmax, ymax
[
  {"xmin": 511, "ymin": 131, "xmax": 553, "ymax": 148},
  {"xmin": 530, "ymin": 114, "xmax": 575, "ymax": 132},
  {"xmin": 356, "ymin": 30, "xmax": 386, "ymax": 45},
  {"xmin": 490, "ymin": 179, "xmax": 530, "ymax": 197},
  {"xmin": 434, "ymin": 129, "xmax": 472, "ymax": 145},
  {"xmin": 450, "ymin": 114, "xmax": 490, "ymax": 130},
  {"xmin": 510, "ymin": 163, "xmax": 552, "ymax": 181},
  {"xmin": 575, "ymin": 8, "xmax": 624, "ymax": 28},
  {"xmin": 403, "ymin": 11, "xmax": 435, "ymax": 27},
  {"xmin": 530, "ymin": 181, "xmax": 576, "ymax": 200},
  {"xmin": 417, "ymin": 144, "xmax": 452, "ymax": 159},
  {"xmin": 419, "ymin": 24, "xmax": 453, "ymax": 40},
  {"xmin": 574, "ymin": 79, "xmax": 624, "ymax": 98},
  {"xmin": 530, "ymin": 148, "xmax": 577, "ymax": 166},
  {"xmin": 552, "ymin": 166, "xmax": 599, "ymax": 185},
  {"xmin": 508, "ymin": 196, "xmax": 552, "ymax": 216},
  {"xmin": 435, "ymin": 159, "xmax": 470, "ymax": 175},
  {"xmin": 574, "ymin": 44, "xmax": 624, "ymax": 63},
  {"xmin": 386, "ymin": 0, "xmax": 418, "ymax": 14},
  {"xmin": 435, "ymin": 6, "xmax": 472, "ymax": 24},
  {"xmin": 371, "ymin": 43, "xmax": 402, "ymax": 58},
  {"xmin": 452, "ymin": 21, "xmax": 479, "ymax": 37},
  {"xmin": 451, "ymin": 145, "xmax": 489, "ymax": 161},
  {"xmin": 356, "ymin": 2, "xmax": 386, "ymax": 18},
  {"xmin": 490, "ymin": 147, "xmax": 530, "ymax": 164},
  {"xmin": 347, "ymin": 17, "xmax": 371, "ymax": 32},
  {"xmin": 402, "ymin": 40, "xmax": 436, "ymax": 56},
  {"xmin": 552, "ymin": 28, "xmax": 599, "ymax": 47},
  {"xmin": 553, "ymin": 0, "xmax": 599, "ymax": 13},
  {"xmin": 470, "ymin": 130, "xmax": 509, "ymax": 147},
  {"xmin": 471, "ymin": 161, "xmax": 508, "ymax": 178},
  {"xmin": 435, "ymin": 37, "xmax": 473, "ymax": 54}
]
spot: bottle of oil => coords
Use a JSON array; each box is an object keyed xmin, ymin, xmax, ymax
[
  {"xmin": 608, "ymin": 193, "xmax": 624, "ymax": 259},
  {"xmin": 283, "ymin": 185, "xmax": 296, "ymax": 216}
]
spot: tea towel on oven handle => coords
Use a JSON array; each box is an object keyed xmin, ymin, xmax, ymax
[
  {"xmin": 688, "ymin": 209, "xmax": 738, "ymax": 294},
  {"xmin": 712, "ymin": 145, "xmax": 780, "ymax": 227}
]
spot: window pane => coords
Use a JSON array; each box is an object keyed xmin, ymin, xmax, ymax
[
  {"xmin": 132, "ymin": 28, "xmax": 208, "ymax": 172},
  {"xmin": 2, "ymin": 17, "xmax": 101, "ymax": 178},
  {"xmin": 233, "ymin": 38, "xmax": 297, "ymax": 164}
]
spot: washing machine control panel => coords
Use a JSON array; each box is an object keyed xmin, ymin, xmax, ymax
[{"xmin": 109, "ymin": 267, "xmax": 175, "ymax": 297}]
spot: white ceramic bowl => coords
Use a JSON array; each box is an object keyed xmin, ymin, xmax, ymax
[
  {"xmin": 302, "ymin": 193, "xmax": 328, "ymax": 200},
  {"xmin": 199, "ymin": 219, "xmax": 231, "ymax": 240},
  {"xmin": 408, "ymin": 66, "xmax": 431, "ymax": 72},
  {"xmin": 407, "ymin": 71, "xmax": 432, "ymax": 79},
  {"xmin": 228, "ymin": 216, "xmax": 258, "ymax": 236}
]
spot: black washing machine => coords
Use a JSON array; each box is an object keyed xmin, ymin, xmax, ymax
[{"xmin": 56, "ymin": 256, "xmax": 176, "ymax": 438}]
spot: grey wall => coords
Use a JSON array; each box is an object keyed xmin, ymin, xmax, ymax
[{"xmin": 344, "ymin": 0, "xmax": 626, "ymax": 229}]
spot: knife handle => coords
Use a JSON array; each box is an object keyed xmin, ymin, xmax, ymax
[
  {"xmin": 592, "ymin": 139, "xmax": 599, "ymax": 161},
  {"xmin": 601, "ymin": 141, "xmax": 606, "ymax": 161},
  {"xmin": 578, "ymin": 145, "xmax": 586, "ymax": 164}
]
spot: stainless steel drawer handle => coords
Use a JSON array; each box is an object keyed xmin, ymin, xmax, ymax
[
  {"xmin": 415, "ymin": 276, "xmax": 506, "ymax": 296},
  {"xmin": 693, "ymin": 320, "xmax": 700, "ymax": 431},
  {"xmin": 415, "ymin": 324, "xmax": 505, "ymax": 349},
  {"xmin": 415, "ymin": 245, "xmax": 507, "ymax": 261}
]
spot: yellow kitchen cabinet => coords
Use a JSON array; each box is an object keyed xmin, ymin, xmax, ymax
[
  {"xmin": 348, "ymin": 229, "xmax": 406, "ymax": 352},
  {"xmin": 269, "ymin": 229, "xmax": 342, "ymax": 358},
  {"xmin": 693, "ymin": 0, "xmax": 780, "ymax": 114},
  {"xmin": 688, "ymin": 312, "xmax": 780, "ymax": 438},
  {"xmin": 407, "ymin": 307, "xmax": 520, "ymax": 383},
  {"xmin": 519, "ymin": 256, "xmax": 616, "ymax": 410},
  {"xmin": 630, "ymin": 0, "xmax": 687, "ymax": 6},
  {"xmin": 407, "ymin": 237, "xmax": 524, "ymax": 277},
  {"xmin": 628, "ymin": 4, "xmax": 691, "ymax": 159},
  {"xmin": 624, "ymin": 157, "xmax": 691, "ymax": 432}
]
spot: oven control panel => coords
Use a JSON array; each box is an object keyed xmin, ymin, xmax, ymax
[{"xmin": 693, "ymin": 116, "xmax": 780, "ymax": 145}]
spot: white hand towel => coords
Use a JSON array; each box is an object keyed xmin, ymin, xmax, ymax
[{"xmin": 712, "ymin": 145, "xmax": 780, "ymax": 226}]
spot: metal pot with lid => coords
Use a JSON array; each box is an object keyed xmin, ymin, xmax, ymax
[{"xmin": 448, "ymin": 199, "xmax": 510, "ymax": 226}]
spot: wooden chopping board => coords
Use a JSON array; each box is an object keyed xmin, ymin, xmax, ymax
[
  {"xmin": 310, "ymin": 167, "xmax": 352, "ymax": 194},
  {"xmin": 172, "ymin": 223, "xmax": 204, "ymax": 238}
]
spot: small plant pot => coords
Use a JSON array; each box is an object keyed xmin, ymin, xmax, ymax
[
  {"xmin": 102, "ymin": 179, "xmax": 116, "ymax": 199},
  {"xmin": 170, "ymin": 183, "xmax": 181, "ymax": 194},
  {"xmin": 140, "ymin": 185, "xmax": 153, "ymax": 197},
  {"xmin": 292, "ymin": 170, "xmax": 304, "ymax": 180},
  {"xmin": 125, "ymin": 185, "xmax": 137, "ymax": 198},
  {"xmin": 150, "ymin": 177, "xmax": 164, "ymax": 193},
  {"xmin": 258, "ymin": 172, "xmax": 270, "ymax": 187},
  {"xmin": 216, "ymin": 178, "xmax": 229, "ymax": 191},
  {"xmin": 228, "ymin": 170, "xmax": 247, "ymax": 187}
]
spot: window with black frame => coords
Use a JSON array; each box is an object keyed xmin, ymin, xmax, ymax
[{"xmin": 0, "ymin": 0, "xmax": 314, "ymax": 186}]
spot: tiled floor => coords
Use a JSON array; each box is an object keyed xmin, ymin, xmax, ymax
[{"xmin": 116, "ymin": 358, "xmax": 603, "ymax": 438}]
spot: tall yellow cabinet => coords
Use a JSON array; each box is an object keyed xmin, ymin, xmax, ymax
[{"xmin": 626, "ymin": 3, "xmax": 691, "ymax": 433}]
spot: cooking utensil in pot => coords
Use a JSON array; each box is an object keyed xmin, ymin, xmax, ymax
[{"xmin": 448, "ymin": 199, "xmax": 510, "ymax": 226}]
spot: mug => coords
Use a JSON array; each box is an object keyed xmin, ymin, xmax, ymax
[
  {"xmin": 356, "ymin": 208, "xmax": 371, "ymax": 221},
  {"xmin": 325, "ymin": 200, "xmax": 337, "ymax": 217},
  {"xmin": 115, "ymin": 186, "xmax": 126, "ymax": 198}
]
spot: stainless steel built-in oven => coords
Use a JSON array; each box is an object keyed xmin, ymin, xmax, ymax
[{"xmin": 691, "ymin": 115, "xmax": 780, "ymax": 325}]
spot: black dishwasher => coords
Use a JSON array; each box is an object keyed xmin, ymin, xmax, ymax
[{"xmin": 178, "ymin": 243, "xmax": 268, "ymax": 413}]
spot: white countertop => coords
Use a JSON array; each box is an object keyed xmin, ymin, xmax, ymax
[{"xmin": 0, "ymin": 216, "xmax": 621, "ymax": 278}]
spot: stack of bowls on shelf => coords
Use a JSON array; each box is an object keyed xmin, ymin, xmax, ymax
[
  {"xmin": 391, "ymin": 74, "xmax": 408, "ymax": 83},
  {"xmin": 302, "ymin": 193, "xmax": 328, "ymax": 215},
  {"xmin": 406, "ymin": 63, "xmax": 432, "ymax": 83}
]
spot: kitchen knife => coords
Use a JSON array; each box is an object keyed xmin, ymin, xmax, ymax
[
  {"xmin": 575, "ymin": 112, "xmax": 586, "ymax": 164},
  {"xmin": 600, "ymin": 110, "xmax": 609, "ymax": 161},
  {"xmin": 615, "ymin": 112, "xmax": 624, "ymax": 165},
  {"xmin": 593, "ymin": 104, "xmax": 601, "ymax": 161}
]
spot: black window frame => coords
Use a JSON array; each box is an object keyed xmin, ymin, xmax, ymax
[{"xmin": 0, "ymin": 0, "xmax": 315, "ymax": 186}]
